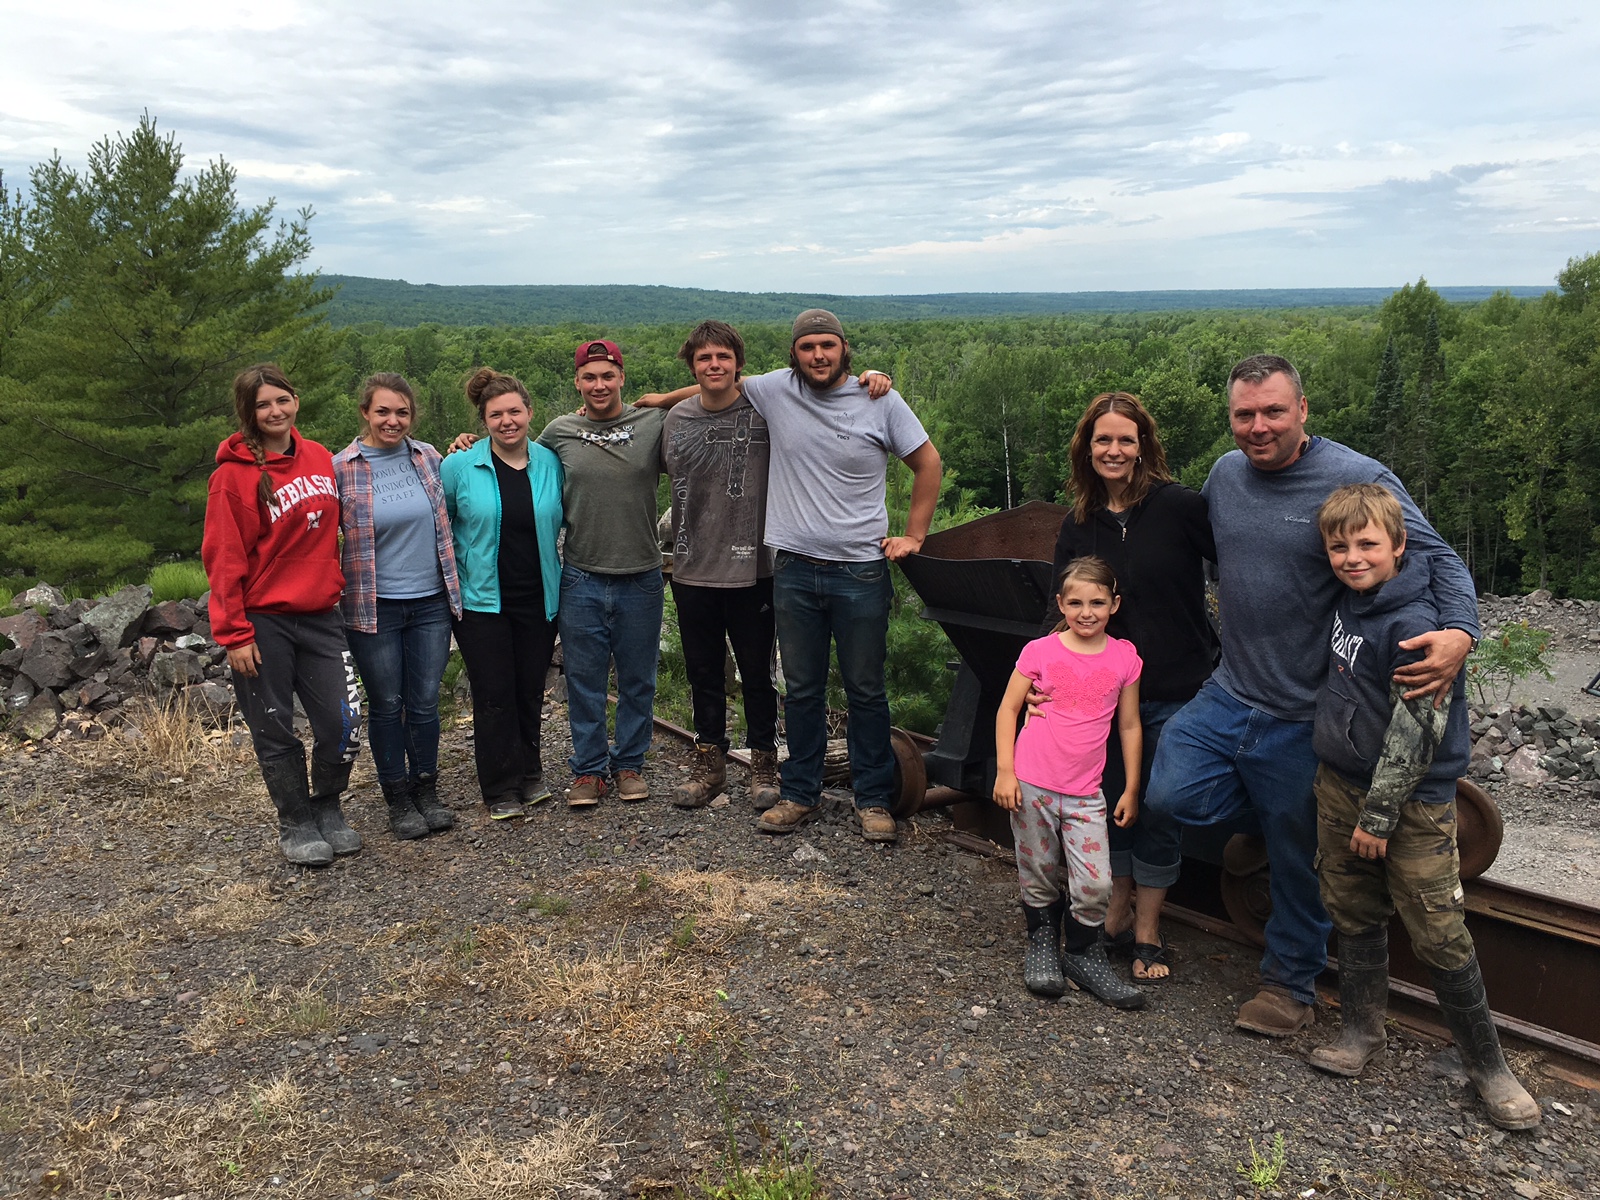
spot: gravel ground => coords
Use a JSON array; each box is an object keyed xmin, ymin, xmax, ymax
[{"xmin": 5, "ymin": 700, "xmax": 1600, "ymax": 1200}]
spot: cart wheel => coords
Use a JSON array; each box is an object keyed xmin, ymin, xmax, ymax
[
  {"xmin": 888, "ymin": 728, "xmax": 928, "ymax": 819},
  {"xmin": 1455, "ymin": 778, "xmax": 1504, "ymax": 881},
  {"xmin": 1219, "ymin": 834, "xmax": 1271, "ymax": 948}
]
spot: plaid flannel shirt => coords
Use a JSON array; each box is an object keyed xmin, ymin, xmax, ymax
[{"xmin": 333, "ymin": 437, "xmax": 462, "ymax": 633}]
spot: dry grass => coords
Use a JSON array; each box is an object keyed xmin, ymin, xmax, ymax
[
  {"xmin": 647, "ymin": 867, "xmax": 840, "ymax": 933},
  {"xmin": 185, "ymin": 972, "xmax": 345, "ymax": 1051},
  {"xmin": 186, "ymin": 880, "xmax": 279, "ymax": 932},
  {"xmin": 415, "ymin": 1116, "xmax": 604, "ymax": 1199},
  {"xmin": 118, "ymin": 691, "xmax": 254, "ymax": 781}
]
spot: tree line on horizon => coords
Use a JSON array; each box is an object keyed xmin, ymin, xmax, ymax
[{"xmin": 3, "ymin": 117, "xmax": 1599, "ymax": 607}]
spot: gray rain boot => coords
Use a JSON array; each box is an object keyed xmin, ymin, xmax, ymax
[
  {"xmin": 261, "ymin": 750, "xmax": 333, "ymax": 867},
  {"xmin": 1431, "ymin": 956, "xmax": 1541, "ymax": 1130},
  {"xmin": 1061, "ymin": 915, "xmax": 1146, "ymax": 1010},
  {"xmin": 381, "ymin": 778, "xmax": 429, "ymax": 841},
  {"xmin": 1022, "ymin": 900, "xmax": 1067, "ymax": 998},
  {"xmin": 1310, "ymin": 928, "xmax": 1390, "ymax": 1076},
  {"xmin": 411, "ymin": 773, "xmax": 456, "ymax": 832},
  {"xmin": 309, "ymin": 758, "xmax": 361, "ymax": 856}
]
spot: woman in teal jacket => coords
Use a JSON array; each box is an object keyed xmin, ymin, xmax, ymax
[{"xmin": 440, "ymin": 368, "xmax": 564, "ymax": 819}]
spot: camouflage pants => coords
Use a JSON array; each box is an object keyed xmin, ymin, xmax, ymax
[{"xmin": 1313, "ymin": 763, "xmax": 1474, "ymax": 972}]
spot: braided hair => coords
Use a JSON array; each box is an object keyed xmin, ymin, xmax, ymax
[{"xmin": 232, "ymin": 363, "xmax": 298, "ymax": 511}]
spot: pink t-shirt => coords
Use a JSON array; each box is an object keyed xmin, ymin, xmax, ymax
[{"xmin": 1012, "ymin": 634, "xmax": 1143, "ymax": 796}]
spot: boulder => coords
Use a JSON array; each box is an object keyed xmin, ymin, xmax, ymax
[
  {"xmin": 76, "ymin": 680, "xmax": 112, "ymax": 709},
  {"xmin": 183, "ymin": 681, "xmax": 235, "ymax": 725},
  {"xmin": 17, "ymin": 689, "xmax": 62, "ymax": 740},
  {"xmin": 48, "ymin": 598, "xmax": 93, "ymax": 630},
  {"xmin": 0, "ymin": 612, "xmax": 48, "ymax": 654},
  {"xmin": 83, "ymin": 584, "xmax": 153, "ymax": 650},
  {"xmin": 70, "ymin": 647, "xmax": 107, "ymax": 680},
  {"xmin": 143, "ymin": 600, "xmax": 197, "ymax": 637},
  {"xmin": 1502, "ymin": 745, "xmax": 1550, "ymax": 788},
  {"xmin": 15, "ymin": 583, "xmax": 66, "ymax": 609},
  {"xmin": 2, "ymin": 676, "xmax": 36, "ymax": 713},
  {"xmin": 150, "ymin": 648, "xmax": 205, "ymax": 690},
  {"xmin": 19, "ymin": 632, "xmax": 77, "ymax": 690},
  {"xmin": 174, "ymin": 633, "xmax": 210, "ymax": 650}
]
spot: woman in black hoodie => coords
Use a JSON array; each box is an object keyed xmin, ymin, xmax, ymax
[{"xmin": 1051, "ymin": 393, "xmax": 1217, "ymax": 979}]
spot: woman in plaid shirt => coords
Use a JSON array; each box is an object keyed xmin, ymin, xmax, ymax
[{"xmin": 334, "ymin": 373, "xmax": 463, "ymax": 840}]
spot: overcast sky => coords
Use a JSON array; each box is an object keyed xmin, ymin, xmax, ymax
[{"xmin": 2, "ymin": 1, "xmax": 1597, "ymax": 293}]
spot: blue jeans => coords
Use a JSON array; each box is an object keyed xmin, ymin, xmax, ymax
[
  {"xmin": 771, "ymin": 551, "xmax": 894, "ymax": 811},
  {"xmin": 1103, "ymin": 699, "xmax": 1187, "ymax": 889},
  {"xmin": 1144, "ymin": 678, "xmax": 1328, "ymax": 1005},
  {"xmin": 344, "ymin": 593, "xmax": 453, "ymax": 784},
  {"xmin": 557, "ymin": 565, "xmax": 663, "ymax": 778}
]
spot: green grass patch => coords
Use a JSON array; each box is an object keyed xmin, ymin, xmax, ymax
[
  {"xmin": 148, "ymin": 561, "xmax": 210, "ymax": 602},
  {"xmin": 517, "ymin": 893, "xmax": 571, "ymax": 916}
]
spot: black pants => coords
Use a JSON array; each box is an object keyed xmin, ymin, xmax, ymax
[
  {"xmin": 670, "ymin": 577, "xmax": 778, "ymax": 753},
  {"xmin": 230, "ymin": 609, "xmax": 362, "ymax": 772},
  {"xmin": 454, "ymin": 603, "xmax": 556, "ymax": 803}
]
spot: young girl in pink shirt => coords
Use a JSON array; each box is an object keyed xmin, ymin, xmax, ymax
[{"xmin": 994, "ymin": 556, "xmax": 1146, "ymax": 1009}]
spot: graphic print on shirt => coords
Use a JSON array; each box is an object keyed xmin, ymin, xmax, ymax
[
  {"xmin": 670, "ymin": 409, "xmax": 769, "ymax": 566},
  {"xmin": 577, "ymin": 424, "xmax": 637, "ymax": 448},
  {"xmin": 266, "ymin": 473, "xmax": 338, "ymax": 524},
  {"xmin": 1037, "ymin": 657, "xmax": 1123, "ymax": 713},
  {"xmin": 1329, "ymin": 611, "xmax": 1364, "ymax": 672}
]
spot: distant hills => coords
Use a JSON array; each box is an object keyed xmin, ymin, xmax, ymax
[{"xmin": 316, "ymin": 274, "xmax": 1549, "ymax": 328}]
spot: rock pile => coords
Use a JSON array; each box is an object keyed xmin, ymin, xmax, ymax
[
  {"xmin": 1468, "ymin": 703, "xmax": 1600, "ymax": 790},
  {"xmin": 0, "ymin": 583, "xmax": 231, "ymax": 741},
  {"xmin": 1479, "ymin": 589, "xmax": 1600, "ymax": 649}
]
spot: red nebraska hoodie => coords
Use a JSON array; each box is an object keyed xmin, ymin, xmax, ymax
[{"xmin": 202, "ymin": 431, "xmax": 345, "ymax": 648}]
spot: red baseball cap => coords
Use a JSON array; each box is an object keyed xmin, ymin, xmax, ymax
[{"xmin": 574, "ymin": 339, "xmax": 624, "ymax": 370}]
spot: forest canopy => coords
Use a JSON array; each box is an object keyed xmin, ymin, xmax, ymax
[{"xmin": 2, "ymin": 121, "xmax": 1598, "ymax": 604}]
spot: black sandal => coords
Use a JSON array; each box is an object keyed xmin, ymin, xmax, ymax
[
  {"xmin": 1131, "ymin": 941, "xmax": 1172, "ymax": 981},
  {"xmin": 1101, "ymin": 926, "xmax": 1136, "ymax": 959}
]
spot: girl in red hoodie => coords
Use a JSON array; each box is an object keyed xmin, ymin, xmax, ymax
[{"xmin": 203, "ymin": 363, "xmax": 362, "ymax": 866}]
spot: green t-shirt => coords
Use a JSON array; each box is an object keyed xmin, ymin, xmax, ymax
[{"xmin": 537, "ymin": 404, "xmax": 666, "ymax": 574}]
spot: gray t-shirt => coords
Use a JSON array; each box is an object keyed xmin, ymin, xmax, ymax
[
  {"xmin": 362, "ymin": 442, "xmax": 443, "ymax": 599},
  {"xmin": 1204, "ymin": 437, "xmax": 1480, "ymax": 722},
  {"xmin": 741, "ymin": 369, "xmax": 929, "ymax": 562},
  {"xmin": 662, "ymin": 395, "xmax": 772, "ymax": 587},
  {"xmin": 537, "ymin": 404, "xmax": 666, "ymax": 575}
]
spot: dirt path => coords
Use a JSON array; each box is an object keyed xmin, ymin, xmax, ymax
[{"xmin": 4, "ymin": 708, "xmax": 1600, "ymax": 1199}]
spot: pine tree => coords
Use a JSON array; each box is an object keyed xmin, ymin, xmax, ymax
[
  {"xmin": 1370, "ymin": 335, "xmax": 1405, "ymax": 472},
  {"xmin": 0, "ymin": 115, "xmax": 329, "ymax": 585}
]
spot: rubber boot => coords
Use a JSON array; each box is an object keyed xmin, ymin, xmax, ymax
[
  {"xmin": 673, "ymin": 744, "xmax": 727, "ymax": 808},
  {"xmin": 261, "ymin": 750, "xmax": 333, "ymax": 867},
  {"xmin": 1309, "ymin": 928, "xmax": 1390, "ymax": 1077},
  {"xmin": 1060, "ymin": 914, "xmax": 1146, "ymax": 1010},
  {"xmin": 748, "ymin": 748, "xmax": 781, "ymax": 810},
  {"xmin": 1022, "ymin": 900, "xmax": 1067, "ymax": 998},
  {"xmin": 309, "ymin": 757, "xmax": 361, "ymax": 855},
  {"xmin": 410, "ymin": 773, "xmax": 456, "ymax": 832},
  {"xmin": 381, "ymin": 778, "xmax": 429, "ymax": 841},
  {"xmin": 1431, "ymin": 956, "xmax": 1541, "ymax": 1131}
]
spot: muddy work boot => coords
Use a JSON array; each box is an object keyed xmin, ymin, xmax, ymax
[
  {"xmin": 567, "ymin": 774, "xmax": 606, "ymax": 809},
  {"xmin": 673, "ymin": 744, "xmax": 727, "ymax": 808},
  {"xmin": 381, "ymin": 778, "xmax": 429, "ymax": 840},
  {"xmin": 1310, "ymin": 929, "xmax": 1390, "ymax": 1077},
  {"xmin": 1236, "ymin": 986, "xmax": 1315, "ymax": 1036},
  {"xmin": 410, "ymin": 773, "xmax": 456, "ymax": 832},
  {"xmin": 757, "ymin": 799, "xmax": 816, "ymax": 834},
  {"xmin": 747, "ymin": 748, "xmax": 781, "ymax": 810},
  {"xmin": 261, "ymin": 750, "xmax": 333, "ymax": 867},
  {"xmin": 1431, "ymin": 956, "xmax": 1541, "ymax": 1130},
  {"xmin": 615, "ymin": 770, "xmax": 650, "ymax": 803},
  {"xmin": 858, "ymin": 806, "xmax": 898, "ymax": 843},
  {"xmin": 1022, "ymin": 900, "xmax": 1067, "ymax": 998},
  {"xmin": 308, "ymin": 758, "xmax": 361, "ymax": 856},
  {"xmin": 1060, "ymin": 916, "xmax": 1146, "ymax": 1010}
]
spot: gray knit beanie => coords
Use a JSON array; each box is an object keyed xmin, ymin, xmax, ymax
[{"xmin": 791, "ymin": 308, "xmax": 846, "ymax": 342}]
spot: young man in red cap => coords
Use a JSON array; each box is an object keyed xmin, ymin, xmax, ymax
[
  {"xmin": 535, "ymin": 340, "xmax": 668, "ymax": 806},
  {"xmin": 643, "ymin": 309, "xmax": 940, "ymax": 843}
]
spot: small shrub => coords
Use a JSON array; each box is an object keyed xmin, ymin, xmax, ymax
[
  {"xmin": 148, "ymin": 561, "xmax": 210, "ymax": 603},
  {"xmin": 1237, "ymin": 1131, "xmax": 1287, "ymax": 1191},
  {"xmin": 1466, "ymin": 622, "xmax": 1554, "ymax": 706}
]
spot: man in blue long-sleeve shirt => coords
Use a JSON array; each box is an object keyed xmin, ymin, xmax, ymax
[{"xmin": 1144, "ymin": 353, "xmax": 1478, "ymax": 1037}]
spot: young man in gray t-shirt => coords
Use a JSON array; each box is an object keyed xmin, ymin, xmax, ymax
[{"xmin": 643, "ymin": 309, "xmax": 941, "ymax": 843}]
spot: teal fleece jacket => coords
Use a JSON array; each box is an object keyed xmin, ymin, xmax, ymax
[{"xmin": 440, "ymin": 438, "xmax": 564, "ymax": 619}]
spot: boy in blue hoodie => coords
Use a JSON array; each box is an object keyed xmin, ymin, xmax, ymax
[{"xmin": 1308, "ymin": 484, "xmax": 1539, "ymax": 1131}]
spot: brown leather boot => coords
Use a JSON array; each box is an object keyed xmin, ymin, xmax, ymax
[
  {"xmin": 748, "ymin": 748, "xmax": 781, "ymax": 810},
  {"xmin": 673, "ymin": 744, "xmax": 726, "ymax": 808},
  {"xmin": 1236, "ymin": 986, "xmax": 1315, "ymax": 1036}
]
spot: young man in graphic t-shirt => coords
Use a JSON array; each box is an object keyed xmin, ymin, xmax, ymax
[{"xmin": 661, "ymin": 321, "xmax": 782, "ymax": 810}]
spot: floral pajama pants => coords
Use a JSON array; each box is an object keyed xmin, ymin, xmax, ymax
[{"xmin": 1011, "ymin": 781, "xmax": 1112, "ymax": 923}]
